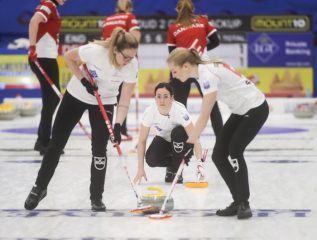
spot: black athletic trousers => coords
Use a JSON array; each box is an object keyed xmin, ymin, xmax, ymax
[
  {"xmin": 211, "ymin": 100, "xmax": 269, "ymax": 203},
  {"xmin": 29, "ymin": 58, "xmax": 60, "ymax": 147},
  {"xmin": 145, "ymin": 126, "xmax": 188, "ymax": 172},
  {"xmin": 170, "ymin": 78, "xmax": 223, "ymax": 137},
  {"xmin": 35, "ymin": 91, "xmax": 114, "ymax": 201}
]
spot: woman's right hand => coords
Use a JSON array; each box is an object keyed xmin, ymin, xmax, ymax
[{"xmin": 133, "ymin": 169, "xmax": 147, "ymax": 185}]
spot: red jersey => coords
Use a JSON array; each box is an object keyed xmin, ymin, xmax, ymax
[
  {"xmin": 102, "ymin": 12, "xmax": 140, "ymax": 39},
  {"xmin": 167, "ymin": 16, "xmax": 217, "ymax": 52},
  {"xmin": 34, "ymin": 0, "xmax": 61, "ymax": 58}
]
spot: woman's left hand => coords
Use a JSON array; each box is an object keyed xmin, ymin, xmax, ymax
[{"xmin": 133, "ymin": 169, "xmax": 147, "ymax": 185}]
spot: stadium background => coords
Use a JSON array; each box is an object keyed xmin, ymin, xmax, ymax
[{"xmin": 0, "ymin": 0, "xmax": 316, "ymax": 101}]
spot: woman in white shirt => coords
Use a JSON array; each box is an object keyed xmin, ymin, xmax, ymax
[
  {"xmin": 167, "ymin": 48, "xmax": 269, "ymax": 219},
  {"xmin": 24, "ymin": 27, "xmax": 139, "ymax": 212},
  {"xmin": 133, "ymin": 82, "xmax": 203, "ymax": 185}
]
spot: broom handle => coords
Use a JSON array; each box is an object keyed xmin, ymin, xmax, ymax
[{"xmin": 159, "ymin": 159, "xmax": 186, "ymax": 214}]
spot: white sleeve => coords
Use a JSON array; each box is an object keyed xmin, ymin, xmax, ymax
[
  {"xmin": 174, "ymin": 103, "xmax": 192, "ymax": 128},
  {"xmin": 141, "ymin": 106, "xmax": 153, "ymax": 127},
  {"xmin": 122, "ymin": 58, "xmax": 138, "ymax": 83},
  {"xmin": 198, "ymin": 71, "xmax": 219, "ymax": 95},
  {"xmin": 78, "ymin": 43, "xmax": 97, "ymax": 64}
]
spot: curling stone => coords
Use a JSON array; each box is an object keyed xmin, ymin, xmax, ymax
[
  {"xmin": 140, "ymin": 186, "xmax": 174, "ymax": 214},
  {"xmin": 0, "ymin": 103, "xmax": 19, "ymax": 120},
  {"xmin": 20, "ymin": 102, "xmax": 38, "ymax": 117},
  {"xmin": 293, "ymin": 103, "xmax": 315, "ymax": 118}
]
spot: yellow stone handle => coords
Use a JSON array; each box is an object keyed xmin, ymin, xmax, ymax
[{"xmin": 143, "ymin": 186, "xmax": 166, "ymax": 197}]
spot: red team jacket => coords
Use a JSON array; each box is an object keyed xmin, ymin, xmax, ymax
[
  {"xmin": 35, "ymin": 0, "xmax": 61, "ymax": 45},
  {"xmin": 102, "ymin": 12, "xmax": 140, "ymax": 39},
  {"xmin": 167, "ymin": 15, "xmax": 217, "ymax": 52}
]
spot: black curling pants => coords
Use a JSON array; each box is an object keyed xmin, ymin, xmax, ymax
[
  {"xmin": 145, "ymin": 125, "xmax": 188, "ymax": 172},
  {"xmin": 29, "ymin": 58, "xmax": 60, "ymax": 147},
  {"xmin": 170, "ymin": 77, "xmax": 223, "ymax": 137},
  {"xmin": 211, "ymin": 100, "xmax": 269, "ymax": 203},
  {"xmin": 35, "ymin": 91, "xmax": 114, "ymax": 201}
]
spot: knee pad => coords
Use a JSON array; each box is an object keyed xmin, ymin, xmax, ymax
[
  {"xmin": 92, "ymin": 156, "xmax": 107, "ymax": 171},
  {"xmin": 171, "ymin": 126, "xmax": 188, "ymax": 154}
]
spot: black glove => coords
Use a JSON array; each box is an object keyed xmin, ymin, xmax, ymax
[
  {"xmin": 81, "ymin": 77, "xmax": 98, "ymax": 95},
  {"xmin": 113, "ymin": 123, "xmax": 122, "ymax": 145},
  {"xmin": 183, "ymin": 142, "xmax": 194, "ymax": 165}
]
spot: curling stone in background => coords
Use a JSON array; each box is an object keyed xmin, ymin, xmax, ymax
[
  {"xmin": 293, "ymin": 103, "xmax": 315, "ymax": 118},
  {"xmin": 0, "ymin": 102, "xmax": 19, "ymax": 120},
  {"xmin": 140, "ymin": 186, "xmax": 174, "ymax": 214},
  {"xmin": 20, "ymin": 102, "xmax": 38, "ymax": 117}
]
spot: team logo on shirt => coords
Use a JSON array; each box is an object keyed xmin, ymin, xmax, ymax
[
  {"xmin": 155, "ymin": 126, "xmax": 162, "ymax": 132},
  {"xmin": 182, "ymin": 113, "xmax": 189, "ymax": 121},
  {"xmin": 203, "ymin": 80, "xmax": 210, "ymax": 89},
  {"xmin": 40, "ymin": 6, "xmax": 51, "ymax": 15},
  {"xmin": 89, "ymin": 70, "xmax": 98, "ymax": 78}
]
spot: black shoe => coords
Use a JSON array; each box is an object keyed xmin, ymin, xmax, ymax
[
  {"xmin": 237, "ymin": 201, "xmax": 252, "ymax": 219},
  {"xmin": 165, "ymin": 167, "xmax": 183, "ymax": 184},
  {"xmin": 216, "ymin": 202, "xmax": 239, "ymax": 216},
  {"xmin": 91, "ymin": 199, "xmax": 106, "ymax": 212},
  {"xmin": 24, "ymin": 185, "xmax": 47, "ymax": 210}
]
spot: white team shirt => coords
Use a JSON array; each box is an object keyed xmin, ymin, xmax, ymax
[
  {"xmin": 197, "ymin": 63, "xmax": 265, "ymax": 115},
  {"xmin": 66, "ymin": 43, "xmax": 138, "ymax": 105},
  {"xmin": 142, "ymin": 101, "xmax": 192, "ymax": 142}
]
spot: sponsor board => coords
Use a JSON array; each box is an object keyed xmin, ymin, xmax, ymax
[
  {"xmin": 251, "ymin": 15, "xmax": 311, "ymax": 32},
  {"xmin": 248, "ymin": 32, "xmax": 313, "ymax": 67},
  {"xmin": 239, "ymin": 67, "xmax": 313, "ymax": 97}
]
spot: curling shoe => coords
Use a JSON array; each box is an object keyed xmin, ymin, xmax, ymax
[
  {"xmin": 24, "ymin": 185, "xmax": 47, "ymax": 210},
  {"xmin": 91, "ymin": 199, "xmax": 106, "ymax": 212},
  {"xmin": 216, "ymin": 201, "xmax": 239, "ymax": 216},
  {"xmin": 237, "ymin": 201, "xmax": 252, "ymax": 219},
  {"xmin": 165, "ymin": 167, "xmax": 183, "ymax": 184}
]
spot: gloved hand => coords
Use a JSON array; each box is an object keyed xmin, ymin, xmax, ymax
[
  {"xmin": 183, "ymin": 142, "xmax": 194, "ymax": 165},
  {"xmin": 113, "ymin": 123, "xmax": 122, "ymax": 145},
  {"xmin": 80, "ymin": 77, "xmax": 98, "ymax": 95},
  {"xmin": 196, "ymin": 161, "xmax": 205, "ymax": 181},
  {"xmin": 28, "ymin": 45, "xmax": 37, "ymax": 62}
]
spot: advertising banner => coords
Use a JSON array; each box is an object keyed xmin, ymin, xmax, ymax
[
  {"xmin": 239, "ymin": 67, "xmax": 313, "ymax": 97},
  {"xmin": 251, "ymin": 15, "xmax": 312, "ymax": 32},
  {"xmin": 248, "ymin": 32, "xmax": 313, "ymax": 67},
  {"xmin": 0, "ymin": 55, "xmax": 36, "ymax": 86}
]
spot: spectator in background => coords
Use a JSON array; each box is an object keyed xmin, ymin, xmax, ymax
[
  {"xmin": 102, "ymin": 0, "xmax": 141, "ymax": 141},
  {"xmin": 28, "ymin": 0, "xmax": 67, "ymax": 155}
]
